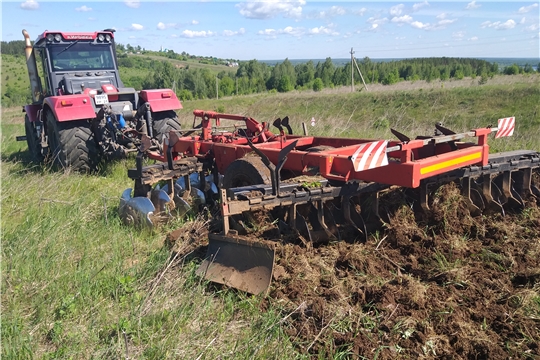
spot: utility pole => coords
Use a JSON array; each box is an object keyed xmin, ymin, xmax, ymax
[
  {"xmin": 216, "ymin": 75, "xmax": 219, "ymax": 99},
  {"xmin": 353, "ymin": 56, "xmax": 368, "ymax": 91},
  {"xmin": 350, "ymin": 48, "xmax": 355, "ymax": 92},
  {"xmin": 350, "ymin": 47, "xmax": 368, "ymax": 92}
]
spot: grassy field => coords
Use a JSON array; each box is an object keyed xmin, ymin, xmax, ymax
[{"xmin": 1, "ymin": 75, "xmax": 539, "ymax": 359}]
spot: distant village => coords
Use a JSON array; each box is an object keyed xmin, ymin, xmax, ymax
[{"xmin": 159, "ymin": 46, "xmax": 238, "ymax": 67}]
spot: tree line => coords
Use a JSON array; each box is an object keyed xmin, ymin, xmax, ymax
[
  {"xmin": 2, "ymin": 38, "xmax": 539, "ymax": 105},
  {"xmin": 124, "ymin": 55, "xmax": 539, "ymax": 100}
]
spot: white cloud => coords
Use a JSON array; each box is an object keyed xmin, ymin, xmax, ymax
[
  {"xmin": 308, "ymin": 25, "xmax": 339, "ymax": 36},
  {"xmin": 481, "ymin": 19, "xmax": 516, "ymax": 30},
  {"xmin": 412, "ymin": 1, "xmax": 429, "ymax": 12},
  {"xmin": 258, "ymin": 26, "xmax": 305, "ymax": 37},
  {"xmin": 466, "ymin": 1, "xmax": 480, "ymax": 10},
  {"xmin": 157, "ymin": 22, "xmax": 179, "ymax": 30},
  {"xmin": 124, "ymin": 0, "xmax": 140, "ymax": 9},
  {"xmin": 317, "ymin": 5, "xmax": 346, "ymax": 18},
  {"xmin": 180, "ymin": 30, "xmax": 216, "ymax": 38},
  {"xmin": 20, "ymin": 0, "xmax": 39, "ymax": 10},
  {"xmin": 437, "ymin": 19, "xmax": 457, "ymax": 26},
  {"xmin": 237, "ymin": 0, "xmax": 305, "ymax": 19},
  {"xmin": 520, "ymin": 17, "xmax": 526, "ymax": 24},
  {"xmin": 223, "ymin": 28, "xmax": 246, "ymax": 36},
  {"xmin": 367, "ymin": 17, "xmax": 389, "ymax": 26},
  {"xmin": 497, "ymin": 19, "xmax": 516, "ymax": 30},
  {"xmin": 468, "ymin": 36, "xmax": 478, "ymax": 41},
  {"xmin": 391, "ymin": 15, "xmax": 413, "ymax": 24},
  {"xmin": 130, "ymin": 23, "xmax": 144, "ymax": 31},
  {"xmin": 518, "ymin": 3, "xmax": 538, "ymax": 14},
  {"xmin": 409, "ymin": 15, "xmax": 456, "ymax": 30},
  {"xmin": 258, "ymin": 28, "xmax": 278, "ymax": 37},
  {"xmin": 354, "ymin": 7, "xmax": 367, "ymax": 16},
  {"xmin": 452, "ymin": 31, "xmax": 466, "ymax": 39},
  {"xmin": 411, "ymin": 21, "xmax": 429, "ymax": 29},
  {"xmin": 76, "ymin": 5, "xmax": 92, "ymax": 12},
  {"xmin": 192, "ymin": 20, "xmax": 199, "ymax": 25},
  {"xmin": 390, "ymin": 4, "xmax": 405, "ymax": 16},
  {"xmin": 526, "ymin": 23, "xmax": 539, "ymax": 32}
]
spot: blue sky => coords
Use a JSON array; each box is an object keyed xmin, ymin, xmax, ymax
[{"xmin": 2, "ymin": 1, "xmax": 539, "ymax": 60}]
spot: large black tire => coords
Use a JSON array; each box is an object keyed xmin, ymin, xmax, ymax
[
  {"xmin": 152, "ymin": 110, "xmax": 181, "ymax": 141},
  {"xmin": 24, "ymin": 114, "xmax": 44, "ymax": 163},
  {"xmin": 46, "ymin": 111, "xmax": 99, "ymax": 173},
  {"xmin": 223, "ymin": 156, "xmax": 272, "ymax": 189}
]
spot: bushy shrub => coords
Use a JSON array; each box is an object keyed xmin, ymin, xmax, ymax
[{"xmin": 312, "ymin": 78, "xmax": 323, "ymax": 92}]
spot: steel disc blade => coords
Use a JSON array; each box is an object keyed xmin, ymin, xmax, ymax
[
  {"xmin": 119, "ymin": 190, "xmax": 155, "ymax": 228},
  {"xmin": 176, "ymin": 176, "xmax": 186, "ymax": 191},
  {"xmin": 191, "ymin": 187, "xmax": 206, "ymax": 207},
  {"xmin": 150, "ymin": 189, "xmax": 172, "ymax": 213}
]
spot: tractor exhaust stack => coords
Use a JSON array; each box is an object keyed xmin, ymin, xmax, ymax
[{"xmin": 22, "ymin": 29, "xmax": 43, "ymax": 104}]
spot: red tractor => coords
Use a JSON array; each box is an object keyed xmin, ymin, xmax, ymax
[{"xmin": 19, "ymin": 29, "xmax": 182, "ymax": 172}]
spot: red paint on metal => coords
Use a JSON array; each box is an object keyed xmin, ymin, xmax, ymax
[
  {"xmin": 496, "ymin": 117, "xmax": 515, "ymax": 138},
  {"xmin": 147, "ymin": 110, "xmax": 496, "ymax": 189},
  {"xmin": 140, "ymin": 89, "xmax": 182, "ymax": 112},
  {"xmin": 44, "ymin": 95, "xmax": 96, "ymax": 122},
  {"xmin": 24, "ymin": 104, "xmax": 41, "ymax": 123}
]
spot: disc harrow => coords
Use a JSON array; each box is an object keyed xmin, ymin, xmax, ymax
[{"xmin": 119, "ymin": 111, "xmax": 539, "ymax": 294}]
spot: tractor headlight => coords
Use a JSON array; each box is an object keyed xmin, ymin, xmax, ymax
[
  {"xmin": 54, "ymin": 34, "xmax": 61, "ymax": 42},
  {"xmin": 98, "ymin": 34, "xmax": 105, "ymax": 42},
  {"xmin": 46, "ymin": 34, "xmax": 54, "ymax": 42},
  {"xmin": 105, "ymin": 34, "xmax": 111, "ymax": 42}
]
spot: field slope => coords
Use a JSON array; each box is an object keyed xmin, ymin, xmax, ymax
[{"xmin": 1, "ymin": 76, "xmax": 539, "ymax": 359}]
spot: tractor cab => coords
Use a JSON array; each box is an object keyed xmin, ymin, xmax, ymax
[{"xmin": 31, "ymin": 30, "xmax": 123, "ymax": 97}]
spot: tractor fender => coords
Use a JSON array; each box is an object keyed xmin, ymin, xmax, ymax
[
  {"xmin": 44, "ymin": 94, "xmax": 97, "ymax": 122},
  {"xmin": 23, "ymin": 104, "xmax": 42, "ymax": 123},
  {"xmin": 139, "ymin": 89, "xmax": 182, "ymax": 113}
]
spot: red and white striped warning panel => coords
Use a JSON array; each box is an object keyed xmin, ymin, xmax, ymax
[
  {"xmin": 495, "ymin": 117, "xmax": 515, "ymax": 138},
  {"xmin": 350, "ymin": 140, "xmax": 389, "ymax": 172}
]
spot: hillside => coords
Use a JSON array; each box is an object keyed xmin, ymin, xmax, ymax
[{"xmin": 2, "ymin": 76, "xmax": 539, "ymax": 359}]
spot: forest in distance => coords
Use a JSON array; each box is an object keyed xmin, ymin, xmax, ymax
[{"xmin": 1, "ymin": 38, "xmax": 539, "ymax": 106}]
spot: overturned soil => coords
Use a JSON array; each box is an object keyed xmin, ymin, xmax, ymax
[{"xmin": 168, "ymin": 181, "xmax": 540, "ymax": 359}]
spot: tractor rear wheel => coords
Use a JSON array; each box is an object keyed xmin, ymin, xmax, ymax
[
  {"xmin": 152, "ymin": 110, "xmax": 181, "ymax": 141},
  {"xmin": 46, "ymin": 112, "xmax": 99, "ymax": 173},
  {"xmin": 24, "ymin": 114, "xmax": 44, "ymax": 163},
  {"xmin": 223, "ymin": 156, "xmax": 271, "ymax": 189}
]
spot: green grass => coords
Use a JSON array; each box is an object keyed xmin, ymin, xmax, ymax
[
  {"xmin": 177, "ymin": 76, "xmax": 540, "ymax": 153},
  {"xmin": 2, "ymin": 77, "xmax": 539, "ymax": 358}
]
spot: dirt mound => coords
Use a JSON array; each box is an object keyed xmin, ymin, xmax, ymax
[
  {"xmin": 265, "ymin": 184, "xmax": 540, "ymax": 358},
  {"xmin": 168, "ymin": 183, "xmax": 540, "ymax": 358}
]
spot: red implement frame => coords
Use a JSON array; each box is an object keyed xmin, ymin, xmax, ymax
[{"xmin": 146, "ymin": 110, "xmax": 496, "ymax": 189}]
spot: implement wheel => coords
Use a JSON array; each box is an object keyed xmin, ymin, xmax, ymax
[
  {"xmin": 152, "ymin": 110, "xmax": 181, "ymax": 141},
  {"xmin": 223, "ymin": 156, "xmax": 271, "ymax": 188},
  {"xmin": 46, "ymin": 112, "xmax": 99, "ymax": 173},
  {"xmin": 24, "ymin": 114, "xmax": 44, "ymax": 163}
]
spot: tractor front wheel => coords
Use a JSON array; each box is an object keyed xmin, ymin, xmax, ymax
[
  {"xmin": 46, "ymin": 112, "xmax": 99, "ymax": 173},
  {"xmin": 152, "ymin": 110, "xmax": 181, "ymax": 141},
  {"xmin": 24, "ymin": 114, "xmax": 44, "ymax": 163}
]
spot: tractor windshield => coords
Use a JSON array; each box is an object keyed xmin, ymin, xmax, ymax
[{"xmin": 49, "ymin": 42, "xmax": 115, "ymax": 71}]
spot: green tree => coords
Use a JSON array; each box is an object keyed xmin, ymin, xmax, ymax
[
  {"xmin": 315, "ymin": 58, "xmax": 335, "ymax": 87},
  {"xmin": 503, "ymin": 64, "xmax": 520, "ymax": 75},
  {"xmin": 219, "ymin": 76, "xmax": 235, "ymax": 96},
  {"xmin": 312, "ymin": 78, "xmax": 323, "ymax": 92},
  {"xmin": 277, "ymin": 75, "xmax": 293, "ymax": 92}
]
